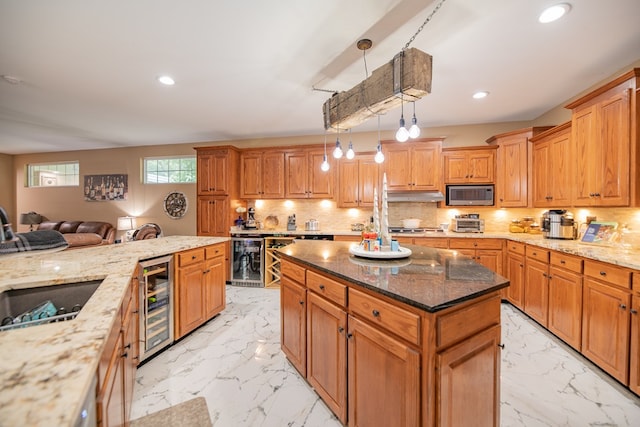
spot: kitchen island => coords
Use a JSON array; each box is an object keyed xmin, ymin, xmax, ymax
[
  {"xmin": 277, "ymin": 240, "xmax": 509, "ymax": 427},
  {"xmin": 0, "ymin": 236, "xmax": 228, "ymax": 427}
]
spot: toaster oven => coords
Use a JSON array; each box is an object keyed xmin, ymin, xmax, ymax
[{"xmin": 452, "ymin": 218, "xmax": 485, "ymax": 233}]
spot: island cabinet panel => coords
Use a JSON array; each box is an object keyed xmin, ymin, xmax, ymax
[
  {"xmin": 281, "ymin": 275, "xmax": 307, "ymax": 376},
  {"xmin": 437, "ymin": 325, "xmax": 501, "ymax": 427},
  {"xmin": 630, "ymin": 294, "xmax": 640, "ymax": 395},
  {"xmin": 505, "ymin": 241, "xmax": 525, "ymax": 308},
  {"xmin": 307, "ymin": 270, "xmax": 347, "ymax": 307},
  {"xmin": 581, "ymin": 278, "xmax": 631, "ymax": 383},
  {"xmin": 307, "ymin": 291, "xmax": 347, "ymax": 424},
  {"xmin": 347, "ymin": 315, "xmax": 420, "ymax": 427}
]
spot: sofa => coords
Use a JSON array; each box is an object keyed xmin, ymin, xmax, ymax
[{"xmin": 37, "ymin": 220, "xmax": 116, "ymax": 249}]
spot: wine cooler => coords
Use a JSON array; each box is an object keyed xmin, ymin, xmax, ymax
[{"xmin": 138, "ymin": 254, "xmax": 174, "ymax": 362}]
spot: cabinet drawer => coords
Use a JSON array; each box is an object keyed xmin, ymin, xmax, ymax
[
  {"xmin": 349, "ymin": 288, "xmax": 420, "ymax": 346},
  {"xmin": 306, "ymin": 270, "xmax": 347, "ymax": 307},
  {"xmin": 449, "ymin": 238, "xmax": 503, "ymax": 250},
  {"xmin": 206, "ymin": 244, "xmax": 225, "ymax": 259},
  {"xmin": 436, "ymin": 294, "xmax": 500, "ymax": 350},
  {"xmin": 525, "ymin": 246, "xmax": 549, "ymax": 262},
  {"xmin": 584, "ymin": 260, "xmax": 631, "ymax": 289},
  {"xmin": 281, "ymin": 259, "xmax": 306, "ymax": 285},
  {"xmin": 506, "ymin": 240, "xmax": 525, "ymax": 255},
  {"xmin": 413, "ymin": 237, "xmax": 449, "ymax": 249},
  {"xmin": 550, "ymin": 251, "xmax": 583, "ymax": 273},
  {"xmin": 177, "ymin": 248, "xmax": 205, "ymax": 267}
]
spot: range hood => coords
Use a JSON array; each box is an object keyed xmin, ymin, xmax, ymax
[{"xmin": 387, "ymin": 191, "xmax": 445, "ymax": 203}]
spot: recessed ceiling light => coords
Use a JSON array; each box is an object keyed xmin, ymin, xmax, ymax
[
  {"xmin": 157, "ymin": 75, "xmax": 175, "ymax": 86},
  {"xmin": 539, "ymin": 3, "xmax": 571, "ymax": 23},
  {"xmin": 2, "ymin": 75, "xmax": 22, "ymax": 85},
  {"xmin": 473, "ymin": 91, "xmax": 489, "ymax": 99}
]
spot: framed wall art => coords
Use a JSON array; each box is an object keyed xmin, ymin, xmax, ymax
[{"xmin": 84, "ymin": 174, "xmax": 128, "ymax": 201}]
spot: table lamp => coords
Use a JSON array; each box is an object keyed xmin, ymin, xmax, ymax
[
  {"xmin": 117, "ymin": 216, "xmax": 137, "ymax": 242},
  {"xmin": 20, "ymin": 211, "xmax": 42, "ymax": 231}
]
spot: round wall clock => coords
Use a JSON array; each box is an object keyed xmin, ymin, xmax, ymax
[{"xmin": 163, "ymin": 191, "xmax": 188, "ymax": 219}]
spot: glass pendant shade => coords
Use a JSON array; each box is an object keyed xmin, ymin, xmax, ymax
[
  {"xmin": 374, "ymin": 144, "xmax": 385, "ymax": 164},
  {"xmin": 320, "ymin": 154, "xmax": 330, "ymax": 171},
  {"xmin": 409, "ymin": 115, "xmax": 420, "ymax": 138},
  {"xmin": 333, "ymin": 139, "xmax": 343, "ymax": 159},
  {"xmin": 396, "ymin": 116, "xmax": 409, "ymax": 142},
  {"xmin": 346, "ymin": 141, "xmax": 355, "ymax": 159}
]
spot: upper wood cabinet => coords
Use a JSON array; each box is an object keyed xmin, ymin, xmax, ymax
[
  {"xmin": 565, "ymin": 68, "xmax": 640, "ymax": 207},
  {"xmin": 337, "ymin": 153, "xmax": 379, "ymax": 208},
  {"xmin": 442, "ymin": 146, "xmax": 496, "ymax": 184},
  {"xmin": 240, "ymin": 150, "xmax": 285, "ymax": 199},
  {"xmin": 381, "ymin": 138, "xmax": 443, "ymax": 191},
  {"xmin": 195, "ymin": 146, "xmax": 239, "ymax": 195},
  {"xmin": 486, "ymin": 126, "xmax": 552, "ymax": 208},
  {"xmin": 530, "ymin": 122, "xmax": 573, "ymax": 208},
  {"xmin": 285, "ymin": 148, "xmax": 334, "ymax": 199}
]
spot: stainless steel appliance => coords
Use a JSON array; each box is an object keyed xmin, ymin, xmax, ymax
[
  {"xmin": 305, "ymin": 219, "xmax": 319, "ymax": 231},
  {"xmin": 446, "ymin": 184, "xmax": 494, "ymax": 206},
  {"xmin": 138, "ymin": 255, "xmax": 174, "ymax": 362},
  {"xmin": 231, "ymin": 235, "xmax": 264, "ymax": 287},
  {"xmin": 245, "ymin": 207, "xmax": 257, "ymax": 229},
  {"xmin": 452, "ymin": 217, "xmax": 485, "ymax": 233},
  {"xmin": 541, "ymin": 210, "xmax": 576, "ymax": 239}
]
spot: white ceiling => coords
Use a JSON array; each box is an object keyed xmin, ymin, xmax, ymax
[{"xmin": 1, "ymin": 0, "xmax": 639, "ymax": 155}]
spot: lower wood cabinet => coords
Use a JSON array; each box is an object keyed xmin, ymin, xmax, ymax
[
  {"xmin": 505, "ymin": 241, "xmax": 525, "ymax": 309},
  {"xmin": 630, "ymin": 294, "xmax": 640, "ymax": 395},
  {"xmin": 175, "ymin": 244, "xmax": 226, "ymax": 340},
  {"xmin": 348, "ymin": 315, "xmax": 420, "ymax": 427},
  {"xmin": 449, "ymin": 238, "xmax": 504, "ymax": 275},
  {"xmin": 437, "ymin": 325, "xmax": 501, "ymax": 427},
  {"xmin": 547, "ymin": 253, "xmax": 583, "ymax": 351},
  {"xmin": 280, "ymin": 275, "xmax": 307, "ymax": 376}
]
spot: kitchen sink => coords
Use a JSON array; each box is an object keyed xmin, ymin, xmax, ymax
[{"xmin": 0, "ymin": 279, "xmax": 102, "ymax": 331}]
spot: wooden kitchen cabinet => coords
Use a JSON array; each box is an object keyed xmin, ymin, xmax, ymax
[
  {"xmin": 240, "ymin": 150, "xmax": 285, "ymax": 199},
  {"xmin": 196, "ymin": 146, "xmax": 240, "ymax": 237},
  {"xmin": 530, "ymin": 122, "xmax": 573, "ymax": 208},
  {"xmin": 381, "ymin": 138, "xmax": 442, "ymax": 191},
  {"xmin": 348, "ymin": 315, "xmax": 420, "ymax": 427},
  {"xmin": 505, "ymin": 241, "xmax": 525, "ymax": 309},
  {"xmin": 281, "ymin": 274, "xmax": 307, "ymax": 376},
  {"xmin": 337, "ymin": 153, "xmax": 379, "ymax": 208},
  {"xmin": 175, "ymin": 244, "xmax": 226, "ymax": 340},
  {"xmin": 630, "ymin": 292, "xmax": 640, "ymax": 395},
  {"xmin": 449, "ymin": 238, "xmax": 503, "ymax": 275},
  {"xmin": 486, "ymin": 127, "xmax": 552, "ymax": 208},
  {"xmin": 547, "ymin": 252, "xmax": 583, "ymax": 351},
  {"xmin": 413, "ymin": 237, "xmax": 449, "ymax": 249},
  {"xmin": 443, "ymin": 146, "xmax": 496, "ymax": 184},
  {"xmin": 285, "ymin": 148, "xmax": 334, "ymax": 199},
  {"xmin": 523, "ymin": 246, "xmax": 550, "ymax": 327},
  {"xmin": 566, "ymin": 68, "xmax": 640, "ymax": 207}
]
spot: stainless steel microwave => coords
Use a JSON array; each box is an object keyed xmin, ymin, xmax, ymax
[{"xmin": 445, "ymin": 185, "xmax": 494, "ymax": 206}]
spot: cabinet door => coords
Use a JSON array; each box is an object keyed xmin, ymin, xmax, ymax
[
  {"xmin": 281, "ymin": 276, "xmax": 307, "ymax": 376},
  {"xmin": 437, "ymin": 325, "xmax": 501, "ymax": 427},
  {"xmin": 358, "ymin": 157, "xmax": 379, "ymax": 206},
  {"xmin": 337, "ymin": 159, "xmax": 359, "ymax": 208},
  {"xmin": 524, "ymin": 258, "xmax": 549, "ymax": 326},
  {"xmin": 347, "ymin": 316, "xmax": 420, "ymax": 427},
  {"xmin": 285, "ymin": 151, "xmax": 309, "ymax": 198},
  {"xmin": 383, "ymin": 145, "xmax": 413, "ymax": 191},
  {"xmin": 177, "ymin": 262, "xmax": 205, "ymax": 338},
  {"xmin": 581, "ymin": 278, "xmax": 631, "ymax": 383},
  {"xmin": 506, "ymin": 252, "xmax": 525, "ymax": 309},
  {"xmin": 307, "ymin": 292, "xmax": 347, "ymax": 424},
  {"xmin": 197, "ymin": 153, "xmax": 214, "ymax": 195},
  {"xmin": 197, "ymin": 197, "xmax": 228, "ymax": 237},
  {"xmin": 240, "ymin": 152, "xmax": 262, "ymax": 198},
  {"xmin": 548, "ymin": 129, "xmax": 572, "ymax": 206},
  {"xmin": 211, "ymin": 152, "xmax": 229, "ymax": 194},
  {"xmin": 443, "ymin": 152, "xmax": 468, "ymax": 184},
  {"xmin": 204, "ymin": 254, "xmax": 225, "ymax": 319},
  {"xmin": 531, "ymin": 140, "xmax": 551, "ymax": 207},
  {"xmin": 497, "ymin": 138, "xmax": 528, "ymax": 207},
  {"xmin": 598, "ymin": 89, "xmax": 631, "ymax": 206},
  {"xmin": 630, "ymin": 295, "xmax": 640, "ymax": 395},
  {"xmin": 476, "ymin": 249, "xmax": 502, "ymax": 275},
  {"xmin": 261, "ymin": 151, "xmax": 285, "ymax": 198},
  {"xmin": 412, "ymin": 143, "xmax": 440, "ymax": 190},
  {"xmin": 572, "ymin": 105, "xmax": 599, "ymax": 206},
  {"xmin": 467, "ymin": 150, "xmax": 495, "ymax": 183},
  {"xmin": 308, "ymin": 150, "xmax": 333, "ymax": 198},
  {"xmin": 548, "ymin": 266, "xmax": 583, "ymax": 351}
]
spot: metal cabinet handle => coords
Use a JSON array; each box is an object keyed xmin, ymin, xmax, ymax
[
  {"xmin": 497, "ymin": 343, "xmax": 505, "ymax": 349},
  {"xmin": 121, "ymin": 352, "xmax": 128, "ymax": 358},
  {"xmin": 560, "ymin": 260, "xmax": 566, "ymax": 264},
  {"xmin": 319, "ymin": 284, "xmax": 325, "ymax": 290},
  {"xmin": 372, "ymin": 309, "xmax": 380, "ymax": 317},
  {"xmin": 338, "ymin": 326, "xmax": 345, "ymax": 333},
  {"xmin": 600, "ymin": 271, "xmax": 607, "ymax": 276},
  {"xmin": 620, "ymin": 304, "xmax": 627, "ymax": 310},
  {"xmin": 631, "ymin": 309, "xmax": 638, "ymax": 315},
  {"xmin": 192, "ymin": 255, "xmax": 197, "ymax": 260},
  {"xmin": 347, "ymin": 333, "xmax": 353, "ymax": 339},
  {"xmin": 299, "ymin": 300, "xmax": 304, "ymax": 305}
]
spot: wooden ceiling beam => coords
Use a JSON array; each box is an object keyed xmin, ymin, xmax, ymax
[{"xmin": 323, "ymin": 48, "xmax": 432, "ymax": 131}]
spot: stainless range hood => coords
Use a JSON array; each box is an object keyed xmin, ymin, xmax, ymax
[{"xmin": 387, "ymin": 191, "xmax": 445, "ymax": 203}]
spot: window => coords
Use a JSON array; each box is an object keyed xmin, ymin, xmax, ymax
[
  {"xmin": 144, "ymin": 156, "xmax": 196, "ymax": 184},
  {"xmin": 26, "ymin": 161, "xmax": 79, "ymax": 187}
]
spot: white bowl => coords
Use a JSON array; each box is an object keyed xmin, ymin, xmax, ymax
[{"xmin": 401, "ymin": 218, "xmax": 421, "ymax": 229}]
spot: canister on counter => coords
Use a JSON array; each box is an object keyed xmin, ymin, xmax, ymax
[{"xmin": 391, "ymin": 239, "xmax": 399, "ymax": 251}]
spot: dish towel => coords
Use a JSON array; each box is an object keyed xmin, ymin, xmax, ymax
[{"xmin": 0, "ymin": 230, "xmax": 69, "ymax": 254}]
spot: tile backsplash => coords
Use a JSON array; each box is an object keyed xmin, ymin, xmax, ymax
[{"xmin": 249, "ymin": 199, "xmax": 640, "ymax": 235}]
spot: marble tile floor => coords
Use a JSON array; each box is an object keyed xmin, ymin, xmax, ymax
[{"xmin": 131, "ymin": 286, "xmax": 640, "ymax": 426}]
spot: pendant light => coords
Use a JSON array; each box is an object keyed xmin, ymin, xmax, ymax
[
  {"xmin": 408, "ymin": 101, "xmax": 420, "ymax": 139},
  {"xmin": 395, "ymin": 94, "xmax": 409, "ymax": 142},
  {"xmin": 346, "ymin": 129, "xmax": 355, "ymax": 159},
  {"xmin": 374, "ymin": 115, "xmax": 385, "ymax": 164},
  {"xmin": 321, "ymin": 132, "xmax": 330, "ymax": 171},
  {"xmin": 333, "ymin": 127, "xmax": 343, "ymax": 159}
]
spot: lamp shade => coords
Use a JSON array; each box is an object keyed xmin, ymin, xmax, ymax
[
  {"xmin": 20, "ymin": 212, "xmax": 42, "ymax": 225},
  {"xmin": 117, "ymin": 216, "xmax": 136, "ymax": 231}
]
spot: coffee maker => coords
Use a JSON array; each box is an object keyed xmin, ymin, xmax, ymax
[
  {"xmin": 245, "ymin": 207, "xmax": 257, "ymax": 229},
  {"xmin": 541, "ymin": 210, "xmax": 576, "ymax": 239}
]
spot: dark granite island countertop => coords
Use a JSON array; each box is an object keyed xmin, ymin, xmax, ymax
[{"xmin": 277, "ymin": 240, "xmax": 509, "ymax": 312}]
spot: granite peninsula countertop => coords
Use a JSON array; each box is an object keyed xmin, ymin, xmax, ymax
[
  {"xmin": 0, "ymin": 236, "xmax": 228, "ymax": 427},
  {"xmin": 277, "ymin": 240, "xmax": 510, "ymax": 312}
]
